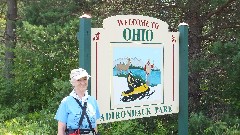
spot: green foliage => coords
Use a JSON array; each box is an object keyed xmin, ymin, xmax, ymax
[
  {"xmin": 98, "ymin": 120, "xmax": 145, "ymax": 135},
  {"xmin": 48, "ymin": 78, "xmax": 72, "ymax": 112},
  {"xmin": 6, "ymin": 19, "xmax": 79, "ymax": 111},
  {"xmin": 189, "ymin": 112, "xmax": 240, "ymax": 135},
  {"xmin": 21, "ymin": 0, "xmax": 87, "ymax": 26},
  {"xmin": 204, "ymin": 121, "xmax": 240, "ymax": 135},
  {"xmin": 189, "ymin": 38, "xmax": 240, "ymax": 117},
  {"xmin": 0, "ymin": 109, "xmax": 57, "ymax": 135},
  {"xmin": 189, "ymin": 112, "xmax": 212, "ymax": 135},
  {"xmin": 0, "ymin": 75, "xmax": 6, "ymax": 104},
  {"xmin": 98, "ymin": 117, "xmax": 172, "ymax": 135},
  {"xmin": 0, "ymin": 111, "xmax": 239, "ymax": 134},
  {"xmin": 207, "ymin": 39, "xmax": 240, "ymax": 112},
  {"xmin": 1, "ymin": 0, "xmax": 240, "ymax": 134},
  {"xmin": 0, "ymin": 14, "xmax": 5, "ymax": 42},
  {"xmin": 0, "ymin": 78, "xmax": 70, "ymax": 134},
  {"xmin": 137, "ymin": 117, "xmax": 172, "ymax": 135}
]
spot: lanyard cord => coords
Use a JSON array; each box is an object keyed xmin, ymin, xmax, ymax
[{"xmin": 73, "ymin": 97, "xmax": 94, "ymax": 131}]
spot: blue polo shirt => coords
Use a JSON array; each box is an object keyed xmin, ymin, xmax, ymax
[{"xmin": 55, "ymin": 92, "xmax": 100, "ymax": 129}]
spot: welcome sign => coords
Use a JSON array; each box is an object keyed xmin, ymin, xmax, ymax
[{"xmin": 90, "ymin": 15, "xmax": 179, "ymax": 123}]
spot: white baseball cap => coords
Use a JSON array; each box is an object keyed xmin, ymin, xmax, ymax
[{"xmin": 70, "ymin": 68, "xmax": 91, "ymax": 80}]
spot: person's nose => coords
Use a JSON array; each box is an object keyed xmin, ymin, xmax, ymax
[{"xmin": 80, "ymin": 80, "xmax": 86, "ymax": 85}]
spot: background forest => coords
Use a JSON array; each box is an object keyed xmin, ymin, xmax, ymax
[{"xmin": 0, "ymin": 0, "xmax": 240, "ymax": 134}]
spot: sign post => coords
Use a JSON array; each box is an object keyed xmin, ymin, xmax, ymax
[
  {"xmin": 178, "ymin": 23, "xmax": 189, "ymax": 135},
  {"xmin": 78, "ymin": 14, "xmax": 92, "ymax": 93}
]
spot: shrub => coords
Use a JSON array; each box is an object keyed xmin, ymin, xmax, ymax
[
  {"xmin": 189, "ymin": 112, "xmax": 212, "ymax": 135},
  {"xmin": 204, "ymin": 117, "xmax": 240, "ymax": 135},
  {"xmin": 0, "ymin": 110, "xmax": 57, "ymax": 135},
  {"xmin": 98, "ymin": 119, "xmax": 146, "ymax": 135},
  {"xmin": 189, "ymin": 112, "xmax": 240, "ymax": 135}
]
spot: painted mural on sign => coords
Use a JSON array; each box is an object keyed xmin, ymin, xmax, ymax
[{"xmin": 112, "ymin": 46, "xmax": 163, "ymax": 106}]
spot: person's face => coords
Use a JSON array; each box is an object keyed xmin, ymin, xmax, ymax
[{"xmin": 73, "ymin": 76, "xmax": 88, "ymax": 90}]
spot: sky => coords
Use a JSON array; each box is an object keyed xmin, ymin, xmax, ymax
[{"xmin": 113, "ymin": 46, "xmax": 163, "ymax": 68}]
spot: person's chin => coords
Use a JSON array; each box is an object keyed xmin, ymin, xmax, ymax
[{"xmin": 82, "ymin": 86, "xmax": 87, "ymax": 89}]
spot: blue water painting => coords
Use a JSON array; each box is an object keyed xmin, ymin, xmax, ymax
[{"xmin": 113, "ymin": 68, "xmax": 161, "ymax": 86}]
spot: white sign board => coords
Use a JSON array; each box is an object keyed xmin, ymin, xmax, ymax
[{"xmin": 91, "ymin": 15, "xmax": 179, "ymax": 123}]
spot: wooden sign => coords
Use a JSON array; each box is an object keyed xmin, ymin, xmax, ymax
[{"xmin": 90, "ymin": 15, "xmax": 179, "ymax": 123}]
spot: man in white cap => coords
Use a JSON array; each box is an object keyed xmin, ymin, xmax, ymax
[
  {"xmin": 144, "ymin": 59, "xmax": 154, "ymax": 86},
  {"xmin": 55, "ymin": 68, "xmax": 100, "ymax": 135}
]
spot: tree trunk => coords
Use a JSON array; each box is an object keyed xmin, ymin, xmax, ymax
[
  {"xmin": 185, "ymin": 0, "xmax": 204, "ymax": 113},
  {"xmin": 5, "ymin": 0, "xmax": 17, "ymax": 79}
]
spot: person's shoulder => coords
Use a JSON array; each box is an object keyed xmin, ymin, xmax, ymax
[
  {"xmin": 87, "ymin": 96, "xmax": 97, "ymax": 102},
  {"xmin": 87, "ymin": 96, "xmax": 99, "ymax": 108},
  {"xmin": 60, "ymin": 95, "xmax": 73, "ymax": 103},
  {"xmin": 88, "ymin": 95, "xmax": 96, "ymax": 99}
]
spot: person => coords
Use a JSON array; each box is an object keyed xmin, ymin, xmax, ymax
[
  {"xmin": 144, "ymin": 59, "xmax": 154, "ymax": 86},
  {"xmin": 55, "ymin": 68, "xmax": 101, "ymax": 135}
]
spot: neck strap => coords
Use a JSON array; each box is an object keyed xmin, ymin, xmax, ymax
[{"xmin": 72, "ymin": 97, "xmax": 94, "ymax": 131}]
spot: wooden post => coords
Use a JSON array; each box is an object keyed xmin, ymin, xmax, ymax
[
  {"xmin": 78, "ymin": 14, "xmax": 92, "ymax": 94},
  {"xmin": 178, "ymin": 23, "xmax": 189, "ymax": 135}
]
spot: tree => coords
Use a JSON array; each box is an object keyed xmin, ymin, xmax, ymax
[
  {"xmin": 183, "ymin": 0, "xmax": 240, "ymax": 114},
  {"xmin": 5, "ymin": 0, "xmax": 17, "ymax": 79}
]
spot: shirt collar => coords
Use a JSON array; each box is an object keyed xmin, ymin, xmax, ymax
[{"xmin": 70, "ymin": 90, "xmax": 89, "ymax": 103}]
